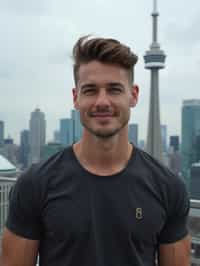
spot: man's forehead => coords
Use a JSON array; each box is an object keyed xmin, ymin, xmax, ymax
[{"xmin": 78, "ymin": 61, "xmax": 130, "ymax": 83}]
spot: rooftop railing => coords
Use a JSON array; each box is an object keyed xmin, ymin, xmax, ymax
[
  {"xmin": 0, "ymin": 177, "xmax": 16, "ymax": 237},
  {"xmin": 189, "ymin": 199, "xmax": 200, "ymax": 265},
  {"xmin": 0, "ymin": 177, "xmax": 200, "ymax": 265}
]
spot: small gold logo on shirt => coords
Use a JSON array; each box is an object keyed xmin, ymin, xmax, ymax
[{"xmin": 136, "ymin": 208, "xmax": 143, "ymax": 220}]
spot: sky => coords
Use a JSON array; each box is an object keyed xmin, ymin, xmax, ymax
[{"xmin": 0, "ymin": 0, "xmax": 199, "ymax": 144}]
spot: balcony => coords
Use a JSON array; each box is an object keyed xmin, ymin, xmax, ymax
[
  {"xmin": 0, "ymin": 177, "xmax": 200, "ymax": 264},
  {"xmin": 0, "ymin": 177, "xmax": 16, "ymax": 238}
]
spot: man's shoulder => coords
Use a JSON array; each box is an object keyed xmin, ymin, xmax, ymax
[
  {"xmin": 134, "ymin": 147, "xmax": 186, "ymax": 189},
  {"xmin": 17, "ymin": 145, "xmax": 74, "ymax": 185}
]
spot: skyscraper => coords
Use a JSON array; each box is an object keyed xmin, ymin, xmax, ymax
[
  {"xmin": 181, "ymin": 99, "xmax": 200, "ymax": 185},
  {"xmin": 170, "ymin": 136, "xmax": 179, "ymax": 152},
  {"xmin": 60, "ymin": 118, "xmax": 73, "ymax": 146},
  {"xmin": 1, "ymin": 137, "xmax": 19, "ymax": 166},
  {"xmin": 71, "ymin": 109, "xmax": 83, "ymax": 142},
  {"xmin": 0, "ymin": 120, "xmax": 4, "ymax": 147},
  {"xmin": 60, "ymin": 109, "xmax": 83, "ymax": 147},
  {"xmin": 128, "ymin": 123, "xmax": 138, "ymax": 146},
  {"xmin": 144, "ymin": 0, "xmax": 166, "ymax": 162},
  {"xmin": 29, "ymin": 108, "xmax": 46, "ymax": 165},
  {"xmin": 19, "ymin": 130, "xmax": 30, "ymax": 169}
]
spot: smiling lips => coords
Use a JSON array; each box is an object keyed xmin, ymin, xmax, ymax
[{"xmin": 90, "ymin": 112, "xmax": 114, "ymax": 118}]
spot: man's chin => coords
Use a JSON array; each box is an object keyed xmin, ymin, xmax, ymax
[
  {"xmin": 88, "ymin": 128, "xmax": 120, "ymax": 139},
  {"xmin": 82, "ymin": 120, "xmax": 129, "ymax": 139}
]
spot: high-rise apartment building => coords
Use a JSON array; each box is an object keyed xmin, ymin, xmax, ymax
[
  {"xmin": 168, "ymin": 150, "xmax": 181, "ymax": 176},
  {"xmin": 0, "ymin": 121, "xmax": 4, "ymax": 147},
  {"xmin": 60, "ymin": 118, "xmax": 73, "ymax": 146},
  {"xmin": 128, "ymin": 123, "xmax": 138, "ymax": 146},
  {"xmin": 170, "ymin": 136, "xmax": 179, "ymax": 152},
  {"xmin": 19, "ymin": 130, "xmax": 30, "ymax": 169},
  {"xmin": 1, "ymin": 138, "xmax": 19, "ymax": 166},
  {"xmin": 181, "ymin": 100, "xmax": 200, "ymax": 186},
  {"xmin": 29, "ymin": 108, "xmax": 46, "ymax": 165},
  {"xmin": 71, "ymin": 109, "xmax": 83, "ymax": 143},
  {"xmin": 161, "ymin": 125, "xmax": 167, "ymax": 153},
  {"xmin": 60, "ymin": 109, "xmax": 83, "ymax": 147}
]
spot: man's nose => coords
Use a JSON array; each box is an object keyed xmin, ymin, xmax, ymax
[{"xmin": 95, "ymin": 89, "xmax": 110, "ymax": 107}]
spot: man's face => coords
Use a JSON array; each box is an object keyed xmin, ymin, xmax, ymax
[{"xmin": 73, "ymin": 60, "xmax": 139, "ymax": 139}]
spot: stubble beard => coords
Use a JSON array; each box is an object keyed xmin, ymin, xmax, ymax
[{"xmin": 80, "ymin": 112, "xmax": 130, "ymax": 139}]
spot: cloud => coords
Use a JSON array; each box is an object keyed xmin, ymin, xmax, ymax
[
  {"xmin": 0, "ymin": 0, "xmax": 48, "ymax": 15},
  {"xmin": 165, "ymin": 14, "xmax": 200, "ymax": 46}
]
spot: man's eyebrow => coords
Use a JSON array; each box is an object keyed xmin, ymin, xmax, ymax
[
  {"xmin": 107, "ymin": 82, "xmax": 125, "ymax": 88},
  {"xmin": 80, "ymin": 83, "xmax": 96, "ymax": 90},
  {"xmin": 80, "ymin": 82, "xmax": 125, "ymax": 90}
]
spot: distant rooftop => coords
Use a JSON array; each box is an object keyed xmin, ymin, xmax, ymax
[
  {"xmin": 183, "ymin": 99, "xmax": 200, "ymax": 107},
  {"xmin": 0, "ymin": 154, "xmax": 17, "ymax": 177}
]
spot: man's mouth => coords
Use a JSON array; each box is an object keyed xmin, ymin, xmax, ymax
[{"xmin": 90, "ymin": 113, "xmax": 113, "ymax": 117}]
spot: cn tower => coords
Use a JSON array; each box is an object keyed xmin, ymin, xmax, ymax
[{"xmin": 144, "ymin": 0, "xmax": 166, "ymax": 162}]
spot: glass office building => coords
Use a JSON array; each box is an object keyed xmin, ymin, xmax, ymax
[
  {"xmin": 181, "ymin": 100, "xmax": 200, "ymax": 188},
  {"xmin": 60, "ymin": 118, "xmax": 73, "ymax": 146}
]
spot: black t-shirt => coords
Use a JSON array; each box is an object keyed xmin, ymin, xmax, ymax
[{"xmin": 6, "ymin": 146, "xmax": 190, "ymax": 266}]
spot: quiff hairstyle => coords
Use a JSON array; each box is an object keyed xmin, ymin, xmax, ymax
[{"xmin": 72, "ymin": 35, "xmax": 138, "ymax": 85}]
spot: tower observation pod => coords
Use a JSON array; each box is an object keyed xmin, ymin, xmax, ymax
[{"xmin": 144, "ymin": 0, "xmax": 166, "ymax": 162}]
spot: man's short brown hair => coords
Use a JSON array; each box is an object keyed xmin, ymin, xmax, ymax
[{"xmin": 72, "ymin": 35, "xmax": 138, "ymax": 85}]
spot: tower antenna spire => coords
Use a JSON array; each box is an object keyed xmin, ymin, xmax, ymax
[
  {"xmin": 152, "ymin": 0, "xmax": 159, "ymax": 43},
  {"xmin": 153, "ymin": 0, "xmax": 157, "ymax": 13}
]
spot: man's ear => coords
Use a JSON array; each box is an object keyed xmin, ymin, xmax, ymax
[
  {"xmin": 130, "ymin": 84, "xmax": 139, "ymax": 107},
  {"xmin": 72, "ymin": 88, "xmax": 79, "ymax": 109}
]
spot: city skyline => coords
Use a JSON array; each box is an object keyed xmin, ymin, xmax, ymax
[
  {"xmin": 0, "ymin": 0, "xmax": 200, "ymax": 143},
  {"xmin": 0, "ymin": 107, "xmax": 184, "ymax": 147}
]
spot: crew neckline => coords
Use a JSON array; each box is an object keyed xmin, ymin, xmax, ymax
[{"xmin": 69, "ymin": 143, "xmax": 138, "ymax": 179}]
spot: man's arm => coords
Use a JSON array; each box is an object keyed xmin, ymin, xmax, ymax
[
  {"xmin": 0, "ymin": 228, "xmax": 39, "ymax": 266},
  {"xmin": 158, "ymin": 234, "xmax": 191, "ymax": 266}
]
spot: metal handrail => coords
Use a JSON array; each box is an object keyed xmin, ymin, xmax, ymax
[{"xmin": 190, "ymin": 199, "xmax": 200, "ymax": 209}]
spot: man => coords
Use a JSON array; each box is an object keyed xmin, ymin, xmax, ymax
[{"xmin": 1, "ymin": 36, "xmax": 190, "ymax": 266}]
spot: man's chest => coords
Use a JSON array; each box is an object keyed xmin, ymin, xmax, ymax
[{"xmin": 41, "ymin": 180, "xmax": 166, "ymax": 246}]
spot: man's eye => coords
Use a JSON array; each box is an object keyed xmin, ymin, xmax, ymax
[
  {"xmin": 82, "ymin": 89, "xmax": 96, "ymax": 95},
  {"xmin": 109, "ymin": 87, "xmax": 122, "ymax": 94}
]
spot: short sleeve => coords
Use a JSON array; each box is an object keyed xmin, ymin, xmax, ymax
[
  {"xmin": 6, "ymin": 166, "xmax": 42, "ymax": 240},
  {"xmin": 159, "ymin": 176, "xmax": 190, "ymax": 244}
]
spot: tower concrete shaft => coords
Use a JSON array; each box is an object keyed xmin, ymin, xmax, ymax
[
  {"xmin": 147, "ymin": 69, "xmax": 162, "ymax": 160},
  {"xmin": 144, "ymin": 0, "xmax": 166, "ymax": 162}
]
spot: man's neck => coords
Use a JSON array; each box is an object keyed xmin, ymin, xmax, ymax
[{"xmin": 73, "ymin": 133, "xmax": 133, "ymax": 176}]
